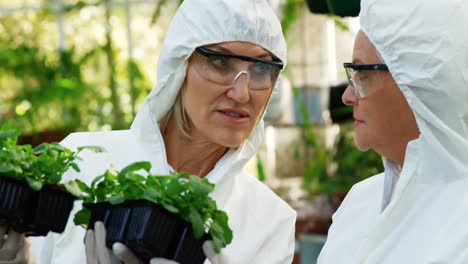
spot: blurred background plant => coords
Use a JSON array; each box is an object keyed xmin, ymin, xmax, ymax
[{"xmin": 0, "ymin": 0, "xmax": 157, "ymax": 138}]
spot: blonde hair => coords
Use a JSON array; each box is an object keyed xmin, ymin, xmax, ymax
[{"xmin": 159, "ymin": 84, "xmax": 192, "ymax": 139}]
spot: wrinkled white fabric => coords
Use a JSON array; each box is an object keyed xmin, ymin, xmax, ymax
[
  {"xmin": 30, "ymin": 0, "xmax": 295, "ymax": 263},
  {"xmin": 380, "ymin": 159, "xmax": 400, "ymax": 212},
  {"xmin": 319, "ymin": 0, "xmax": 468, "ymax": 263}
]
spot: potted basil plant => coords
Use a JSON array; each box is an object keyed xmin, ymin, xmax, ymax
[
  {"xmin": 66, "ymin": 161, "xmax": 233, "ymax": 264},
  {"xmin": 0, "ymin": 126, "xmax": 103, "ymax": 236}
]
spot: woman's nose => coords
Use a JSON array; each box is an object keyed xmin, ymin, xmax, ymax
[
  {"xmin": 342, "ymin": 84, "xmax": 358, "ymax": 106},
  {"xmin": 227, "ymin": 71, "xmax": 250, "ymax": 103}
]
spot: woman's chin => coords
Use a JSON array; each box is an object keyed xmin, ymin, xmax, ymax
[
  {"xmin": 221, "ymin": 140, "xmax": 243, "ymax": 149},
  {"xmin": 354, "ymin": 138, "xmax": 372, "ymax": 152},
  {"xmin": 215, "ymin": 135, "xmax": 245, "ymax": 149}
]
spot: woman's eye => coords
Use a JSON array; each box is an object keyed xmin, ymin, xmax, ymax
[
  {"xmin": 251, "ymin": 63, "xmax": 272, "ymax": 75},
  {"xmin": 209, "ymin": 57, "xmax": 230, "ymax": 68},
  {"xmin": 357, "ymin": 71, "xmax": 368, "ymax": 80}
]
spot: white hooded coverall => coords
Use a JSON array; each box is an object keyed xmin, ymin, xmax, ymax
[
  {"xmin": 318, "ymin": 0, "xmax": 468, "ymax": 263},
  {"xmin": 30, "ymin": 0, "xmax": 296, "ymax": 263}
]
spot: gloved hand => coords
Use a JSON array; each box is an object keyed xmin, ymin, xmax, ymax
[
  {"xmin": 115, "ymin": 240, "xmax": 226, "ymax": 264},
  {"xmin": 0, "ymin": 225, "xmax": 30, "ymax": 264},
  {"xmin": 84, "ymin": 222, "xmax": 121, "ymax": 264},
  {"xmin": 86, "ymin": 222, "xmax": 226, "ymax": 264}
]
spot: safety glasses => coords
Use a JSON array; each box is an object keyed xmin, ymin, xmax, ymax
[
  {"xmin": 193, "ymin": 47, "xmax": 283, "ymax": 90},
  {"xmin": 343, "ymin": 62, "xmax": 389, "ymax": 99}
]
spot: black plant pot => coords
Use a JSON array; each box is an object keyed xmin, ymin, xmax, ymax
[
  {"xmin": 326, "ymin": 0, "xmax": 361, "ymax": 17},
  {"xmin": 0, "ymin": 177, "xmax": 75, "ymax": 236},
  {"xmin": 306, "ymin": 0, "xmax": 331, "ymax": 14},
  {"xmin": 85, "ymin": 200, "xmax": 209, "ymax": 264},
  {"xmin": 306, "ymin": 0, "xmax": 361, "ymax": 17}
]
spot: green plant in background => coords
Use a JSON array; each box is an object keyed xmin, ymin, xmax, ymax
[
  {"xmin": 0, "ymin": 125, "xmax": 104, "ymax": 191},
  {"xmin": 291, "ymin": 87, "xmax": 328, "ymax": 198},
  {"xmin": 321, "ymin": 123, "xmax": 383, "ymax": 194},
  {"xmin": 256, "ymin": 154, "xmax": 266, "ymax": 182},
  {"xmin": 281, "ymin": 0, "xmax": 303, "ymax": 37},
  {"xmin": 0, "ymin": 1, "xmax": 151, "ymax": 135},
  {"xmin": 150, "ymin": 0, "xmax": 184, "ymax": 25},
  {"xmin": 293, "ymin": 87, "xmax": 383, "ymax": 200},
  {"xmin": 67, "ymin": 161, "xmax": 233, "ymax": 253},
  {"xmin": 0, "ymin": 42, "xmax": 94, "ymax": 133},
  {"xmin": 281, "ymin": 0, "xmax": 350, "ymax": 39}
]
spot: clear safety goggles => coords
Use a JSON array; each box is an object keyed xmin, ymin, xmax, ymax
[
  {"xmin": 192, "ymin": 47, "xmax": 284, "ymax": 90},
  {"xmin": 343, "ymin": 62, "xmax": 389, "ymax": 99}
]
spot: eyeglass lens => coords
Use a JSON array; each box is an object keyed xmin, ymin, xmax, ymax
[
  {"xmin": 345, "ymin": 67, "xmax": 365, "ymax": 98},
  {"xmin": 194, "ymin": 53, "xmax": 280, "ymax": 90}
]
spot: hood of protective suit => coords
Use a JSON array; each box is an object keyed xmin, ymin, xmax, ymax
[
  {"xmin": 360, "ymin": 0, "xmax": 468, "ymax": 185},
  {"xmin": 130, "ymin": 0, "xmax": 286, "ymax": 178},
  {"xmin": 317, "ymin": 0, "xmax": 468, "ymax": 262}
]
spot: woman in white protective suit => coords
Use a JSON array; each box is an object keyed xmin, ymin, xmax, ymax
[
  {"xmin": 0, "ymin": 0, "xmax": 296, "ymax": 263},
  {"xmin": 318, "ymin": 0, "xmax": 468, "ymax": 263}
]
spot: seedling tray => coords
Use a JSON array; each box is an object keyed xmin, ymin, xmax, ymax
[
  {"xmin": 85, "ymin": 200, "xmax": 209, "ymax": 264},
  {"xmin": 0, "ymin": 177, "xmax": 75, "ymax": 236}
]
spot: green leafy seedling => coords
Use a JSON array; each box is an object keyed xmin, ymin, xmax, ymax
[{"xmin": 70, "ymin": 161, "xmax": 233, "ymax": 253}]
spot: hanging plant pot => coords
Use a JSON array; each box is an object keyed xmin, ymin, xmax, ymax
[
  {"xmin": 305, "ymin": 0, "xmax": 331, "ymax": 14},
  {"xmin": 0, "ymin": 177, "xmax": 76, "ymax": 236},
  {"xmin": 85, "ymin": 200, "xmax": 209, "ymax": 264},
  {"xmin": 326, "ymin": 0, "xmax": 361, "ymax": 17}
]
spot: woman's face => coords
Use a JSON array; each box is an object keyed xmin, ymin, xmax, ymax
[
  {"xmin": 183, "ymin": 41, "xmax": 276, "ymax": 148},
  {"xmin": 342, "ymin": 31, "xmax": 419, "ymax": 158}
]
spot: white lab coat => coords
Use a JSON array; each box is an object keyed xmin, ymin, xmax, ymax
[
  {"xmin": 318, "ymin": 0, "xmax": 468, "ymax": 263},
  {"xmin": 31, "ymin": 0, "xmax": 296, "ymax": 263}
]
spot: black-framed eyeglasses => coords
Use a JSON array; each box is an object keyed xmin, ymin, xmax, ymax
[
  {"xmin": 193, "ymin": 47, "xmax": 283, "ymax": 90},
  {"xmin": 343, "ymin": 62, "xmax": 389, "ymax": 99}
]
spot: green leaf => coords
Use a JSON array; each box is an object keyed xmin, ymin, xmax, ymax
[
  {"xmin": 109, "ymin": 195, "xmax": 125, "ymax": 205},
  {"xmin": 77, "ymin": 146, "xmax": 106, "ymax": 153},
  {"xmin": 0, "ymin": 130, "xmax": 16, "ymax": 140},
  {"xmin": 48, "ymin": 143, "xmax": 66, "ymax": 152},
  {"xmin": 74, "ymin": 208, "xmax": 91, "ymax": 227},
  {"xmin": 189, "ymin": 176, "xmax": 213, "ymax": 194},
  {"xmin": 70, "ymin": 163, "xmax": 81, "ymax": 172},
  {"xmin": 0, "ymin": 164, "xmax": 15, "ymax": 173},
  {"xmin": 145, "ymin": 175, "xmax": 161, "ymax": 188},
  {"xmin": 212, "ymin": 211, "xmax": 232, "ymax": 244},
  {"xmin": 212, "ymin": 236, "xmax": 224, "ymax": 254},
  {"xmin": 143, "ymin": 188, "xmax": 162, "ymax": 202},
  {"xmin": 32, "ymin": 143, "xmax": 47, "ymax": 155},
  {"xmin": 64, "ymin": 180, "xmax": 84, "ymax": 197},
  {"xmin": 162, "ymin": 203, "xmax": 179, "ymax": 214},
  {"xmin": 90, "ymin": 175, "xmax": 105, "ymax": 190},
  {"xmin": 26, "ymin": 176, "xmax": 43, "ymax": 191},
  {"xmin": 189, "ymin": 207, "xmax": 205, "ymax": 238},
  {"xmin": 126, "ymin": 173, "xmax": 146, "ymax": 183},
  {"xmin": 75, "ymin": 179, "xmax": 91, "ymax": 193},
  {"xmin": 118, "ymin": 161, "xmax": 151, "ymax": 181},
  {"xmin": 256, "ymin": 156, "xmax": 265, "ymax": 182},
  {"xmin": 165, "ymin": 177, "xmax": 184, "ymax": 196},
  {"xmin": 209, "ymin": 222, "xmax": 226, "ymax": 253}
]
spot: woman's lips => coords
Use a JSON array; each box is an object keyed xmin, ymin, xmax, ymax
[
  {"xmin": 216, "ymin": 110, "xmax": 250, "ymax": 125},
  {"xmin": 354, "ymin": 119, "xmax": 365, "ymax": 125}
]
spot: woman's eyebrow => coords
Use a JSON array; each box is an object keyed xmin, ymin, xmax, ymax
[
  {"xmin": 212, "ymin": 46, "xmax": 272, "ymax": 59},
  {"xmin": 352, "ymin": 58, "xmax": 365, "ymax": 65}
]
